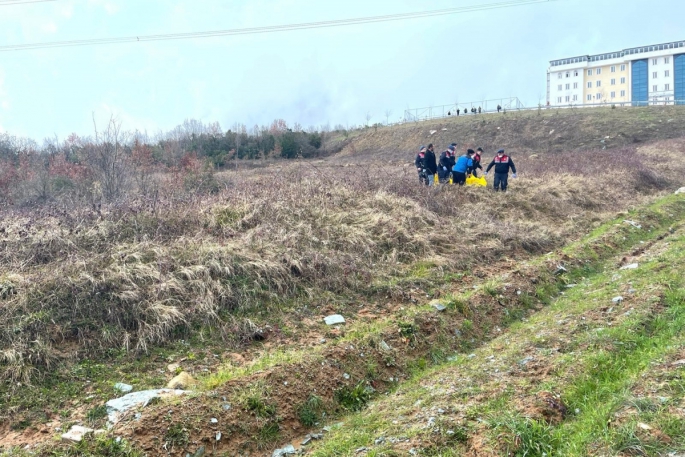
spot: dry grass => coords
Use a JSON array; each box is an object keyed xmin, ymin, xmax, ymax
[{"xmin": 0, "ymin": 140, "xmax": 683, "ymax": 383}]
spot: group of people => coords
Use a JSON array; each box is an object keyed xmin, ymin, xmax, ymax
[
  {"xmin": 414, "ymin": 144, "xmax": 517, "ymax": 192},
  {"xmin": 446, "ymin": 104, "xmax": 503, "ymax": 116}
]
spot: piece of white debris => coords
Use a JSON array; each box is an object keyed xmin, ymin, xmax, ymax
[
  {"xmin": 324, "ymin": 315, "xmax": 345, "ymax": 326},
  {"xmin": 620, "ymin": 263, "xmax": 639, "ymax": 270}
]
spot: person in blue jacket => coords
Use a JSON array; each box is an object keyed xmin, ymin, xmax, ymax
[{"xmin": 452, "ymin": 149, "xmax": 475, "ymax": 186}]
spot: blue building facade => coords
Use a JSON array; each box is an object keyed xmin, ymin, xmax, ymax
[
  {"xmin": 631, "ymin": 59, "xmax": 649, "ymax": 106},
  {"xmin": 675, "ymin": 54, "xmax": 685, "ymax": 105}
]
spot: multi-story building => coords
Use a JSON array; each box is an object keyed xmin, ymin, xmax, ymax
[{"xmin": 547, "ymin": 40, "xmax": 685, "ymax": 106}]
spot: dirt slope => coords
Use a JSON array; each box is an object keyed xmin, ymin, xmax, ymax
[{"xmin": 333, "ymin": 105, "xmax": 685, "ymax": 163}]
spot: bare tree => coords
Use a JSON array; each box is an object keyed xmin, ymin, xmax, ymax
[
  {"xmin": 384, "ymin": 109, "xmax": 393, "ymax": 125},
  {"xmin": 87, "ymin": 114, "xmax": 131, "ymax": 201},
  {"xmin": 365, "ymin": 112, "xmax": 372, "ymax": 127}
]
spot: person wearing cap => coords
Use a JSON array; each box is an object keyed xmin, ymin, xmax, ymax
[
  {"xmin": 452, "ymin": 149, "xmax": 475, "ymax": 186},
  {"xmin": 485, "ymin": 149, "xmax": 517, "ymax": 192},
  {"xmin": 472, "ymin": 147, "xmax": 484, "ymax": 177},
  {"xmin": 438, "ymin": 144, "xmax": 456, "ymax": 183},
  {"xmin": 415, "ymin": 146, "xmax": 429, "ymax": 185}
]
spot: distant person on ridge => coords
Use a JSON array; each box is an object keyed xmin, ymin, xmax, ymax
[
  {"xmin": 485, "ymin": 149, "xmax": 517, "ymax": 192},
  {"xmin": 439, "ymin": 144, "xmax": 456, "ymax": 183},
  {"xmin": 497, "ymin": 104, "xmax": 502, "ymax": 113},
  {"xmin": 457, "ymin": 108, "xmax": 460, "ymax": 116},
  {"xmin": 478, "ymin": 106, "xmax": 482, "ymax": 114},
  {"xmin": 452, "ymin": 149, "xmax": 475, "ymax": 186},
  {"xmin": 424, "ymin": 143, "xmax": 438, "ymax": 185},
  {"xmin": 415, "ymin": 146, "xmax": 429, "ymax": 185},
  {"xmin": 472, "ymin": 147, "xmax": 484, "ymax": 177}
]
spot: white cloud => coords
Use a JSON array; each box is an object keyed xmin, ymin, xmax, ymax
[{"xmin": 42, "ymin": 21, "xmax": 58, "ymax": 34}]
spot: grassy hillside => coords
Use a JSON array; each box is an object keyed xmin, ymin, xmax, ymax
[
  {"xmin": 332, "ymin": 105, "xmax": 685, "ymax": 163},
  {"xmin": 1, "ymin": 107, "xmax": 685, "ymax": 456}
]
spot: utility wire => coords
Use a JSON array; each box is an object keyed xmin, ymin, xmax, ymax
[
  {"xmin": 0, "ymin": 0, "xmax": 559, "ymax": 52},
  {"xmin": 0, "ymin": 0, "xmax": 57, "ymax": 6}
]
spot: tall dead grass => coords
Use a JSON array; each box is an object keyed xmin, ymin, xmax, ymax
[{"xmin": 0, "ymin": 145, "xmax": 682, "ymax": 382}]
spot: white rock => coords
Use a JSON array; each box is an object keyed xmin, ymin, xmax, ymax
[
  {"xmin": 106, "ymin": 389, "xmax": 187, "ymax": 424},
  {"xmin": 620, "ymin": 263, "xmax": 639, "ymax": 270},
  {"xmin": 623, "ymin": 220, "xmax": 642, "ymax": 229},
  {"xmin": 324, "ymin": 314, "xmax": 346, "ymax": 326},
  {"xmin": 272, "ymin": 444, "xmax": 297, "ymax": 456},
  {"xmin": 612, "ymin": 296, "xmax": 624, "ymax": 304},
  {"xmin": 675, "ymin": 187, "xmax": 685, "ymax": 195},
  {"xmin": 61, "ymin": 425, "xmax": 94, "ymax": 443},
  {"xmin": 380, "ymin": 341, "xmax": 392, "ymax": 351},
  {"xmin": 210, "ymin": 418, "xmax": 218, "ymax": 424},
  {"xmin": 113, "ymin": 383, "xmax": 133, "ymax": 393}
]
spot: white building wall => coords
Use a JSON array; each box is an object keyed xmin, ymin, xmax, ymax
[
  {"xmin": 548, "ymin": 64, "xmax": 587, "ymax": 106},
  {"xmin": 648, "ymin": 54, "xmax": 675, "ymax": 104}
]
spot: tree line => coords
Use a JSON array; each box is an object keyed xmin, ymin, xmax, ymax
[{"xmin": 0, "ymin": 118, "xmax": 347, "ymax": 205}]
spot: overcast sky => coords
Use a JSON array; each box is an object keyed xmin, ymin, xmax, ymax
[{"xmin": 0, "ymin": 0, "xmax": 683, "ymax": 140}]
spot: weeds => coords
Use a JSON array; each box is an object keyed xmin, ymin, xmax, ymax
[
  {"xmin": 335, "ymin": 381, "xmax": 372, "ymax": 412},
  {"xmin": 297, "ymin": 395, "xmax": 325, "ymax": 427}
]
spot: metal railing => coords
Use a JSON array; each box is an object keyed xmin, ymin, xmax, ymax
[{"xmin": 402, "ymin": 97, "xmax": 524, "ymax": 123}]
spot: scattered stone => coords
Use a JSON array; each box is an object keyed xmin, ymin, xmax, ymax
[
  {"xmin": 216, "ymin": 431, "xmax": 222, "ymax": 441},
  {"xmin": 529, "ymin": 154, "xmax": 539, "ymax": 158},
  {"xmin": 554, "ymin": 265, "xmax": 567, "ymax": 275},
  {"xmin": 167, "ymin": 363, "xmax": 180, "ymax": 373},
  {"xmin": 324, "ymin": 314, "xmax": 346, "ymax": 326},
  {"xmin": 519, "ymin": 356, "xmax": 534, "ymax": 366},
  {"xmin": 620, "ymin": 263, "xmax": 639, "ymax": 270},
  {"xmin": 167, "ymin": 372, "xmax": 196, "ymax": 390},
  {"xmin": 210, "ymin": 418, "xmax": 218, "ymax": 424},
  {"xmin": 431, "ymin": 300, "xmax": 447, "ymax": 312},
  {"xmin": 549, "ymin": 129, "xmax": 555, "ymax": 135},
  {"xmin": 374, "ymin": 437, "xmax": 386, "ymax": 445},
  {"xmin": 343, "ymin": 373, "xmax": 351, "ymax": 380},
  {"xmin": 429, "ymin": 130, "xmax": 437, "ymax": 135},
  {"xmin": 355, "ymin": 448, "xmax": 368, "ymax": 454},
  {"xmin": 193, "ymin": 446, "xmax": 206, "ymax": 457},
  {"xmin": 468, "ymin": 353, "xmax": 476, "ymax": 359},
  {"xmin": 222, "ymin": 403, "xmax": 231, "ymax": 411},
  {"xmin": 134, "ymin": 412, "xmax": 142, "ymax": 421},
  {"xmin": 628, "ymin": 288, "xmax": 637, "ymax": 294},
  {"xmin": 380, "ymin": 340, "xmax": 392, "ymax": 351},
  {"xmin": 612, "ymin": 296, "xmax": 624, "ymax": 304},
  {"xmin": 454, "ymin": 329, "xmax": 462, "ymax": 337},
  {"xmin": 675, "ymin": 187, "xmax": 685, "ymax": 195},
  {"xmin": 437, "ymin": 408, "xmax": 446, "ymax": 414},
  {"xmin": 320, "ymin": 338, "xmax": 327, "ymax": 344},
  {"xmin": 106, "ymin": 389, "xmax": 187, "ymax": 424},
  {"xmin": 272, "ymin": 444, "xmax": 296, "ymax": 456},
  {"xmin": 61, "ymin": 425, "xmax": 94, "ymax": 443},
  {"xmin": 113, "ymin": 382, "xmax": 133, "ymax": 393}
]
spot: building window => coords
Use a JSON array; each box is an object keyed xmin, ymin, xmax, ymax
[
  {"xmin": 558, "ymin": 73, "xmax": 562, "ymax": 79},
  {"xmin": 621, "ymin": 64, "xmax": 626, "ymax": 71},
  {"xmin": 587, "ymin": 69, "xmax": 593, "ymax": 76},
  {"xmin": 566, "ymin": 72, "xmax": 570, "ymax": 78},
  {"xmin": 665, "ymin": 57, "xmax": 670, "ymax": 64},
  {"xmin": 653, "ymin": 72, "xmax": 658, "ymax": 78},
  {"xmin": 597, "ymin": 81, "xmax": 601, "ymax": 87},
  {"xmin": 587, "ymin": 82, "xmax": 592, "ymax": 88},
  {"xmin": 565, "ymin": 83, "xmax": 570, "ymax": 90},
  {"xmin": 557, "ymin": 97, "xmax": 562, "ymax": 103},
  {"xmin": 597, "ymin": 93, "xmax": 602, "ymax": 100},
  {"xmin": 574, "ymin": 71, "xmax": 578, "ymax": 76},
  {"xmin": 611, "ymin": 66, "xmax": 616, "ymax": 72},
  {"xmin": 652, "ymin": 58, "xmax": 658, "ymax": 65},
  {"xmin": 621, "ymin": 77, "xmax": 626, "ymax": 84},
  {"xmin": 666, "ymin": 83, "xmax": 670, "ymax": 91},
  {"xmin": 653, "ymin": 85, "xmax": 658, "ymax": 92},
  {"xmin": 597, "ymin": 68, "xmax": 602, "ymax": 75},
  {"xmin": 621, "ymin": 90, "xmax": 626, "ymax": 97},
  {"xmin": 611, "ymin": 91, "xmax": 616, "ymax": 98},
  {"xmin": 611, "ymin": 79, "xmax": 616, "ymax": 85},
  {"xmin": 587, "ymin": 94, "xmax": 592, "ymax": 101},
  {"xmin": 665, "ymin": 70, "xmax": 670, "ymax": 77},
  {"xmin": 573, "ymin": 82, "xmax": 578, "ymax": 89},
  {"xmin": 573, "ymin": 95, "xmax": 578, "ymax": 101},
  {"xmin": 565, "ymin": 96, "xmax": 570, "ymax": 102},
  {"xmin": 558, "ymin": 84, "xmax": 562, "ymax": 91}
]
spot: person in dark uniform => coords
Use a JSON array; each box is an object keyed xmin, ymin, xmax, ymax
[
  {"xmin": 485, "ymin": 149, "xmax": 517, "ymax": 192},
  {"xmin": 438, "ymin": 144, "xmax": 456, "ymax": 183},
  {"xmin": 424, "ymin": 143, "xmax": 437, "ymax": 185},
  {"xmin": 415, "ymin": 145, "xmax": 428, "ymax": 185},
  {"xmin": 472, "ymin": 147, "xmax": 484, "ymax": 177}
]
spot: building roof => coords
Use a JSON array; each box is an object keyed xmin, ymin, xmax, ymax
[{"xmin": 550, "ymin": 40, "xmax": 685, "ymax": 67}]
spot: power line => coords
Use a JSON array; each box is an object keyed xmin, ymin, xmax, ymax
[
  {"xmin": 0, "ymin": 0, "xmax": 57, "ymax": 6},
  {"xmin": 0, "ymin": 0, "xmax": 559, "ymax": 52}
]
